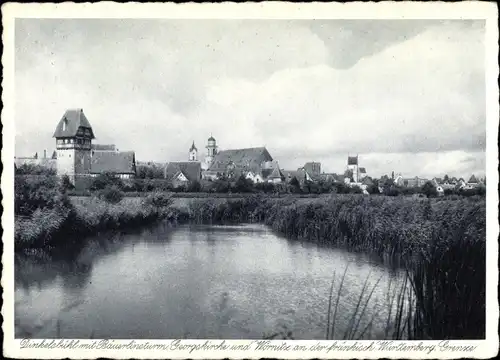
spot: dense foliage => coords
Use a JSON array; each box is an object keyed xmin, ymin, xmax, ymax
[{"xmin": 15, "ymin": 175, "xmax": 71, "ymax": 216}]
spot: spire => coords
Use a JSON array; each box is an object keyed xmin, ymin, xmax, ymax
[{"xmin": 190, "ymin": 141, "xmax": 197, "ymax": 152}]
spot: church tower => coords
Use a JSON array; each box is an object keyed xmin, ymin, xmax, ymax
[
  {"xmin": 53, "ymin": 109, "xmax": 94, "ymax": 186},
  {"xmin": 347, "ymin": 154, "xmax": 359, "ymax": 183},
  {"xmin": 205, "ymin": 135, "xmax": 218, "ymax": 168},
  {"xmin": 189, "ymin": 141, "xmax": 198, "ymax": 161}
]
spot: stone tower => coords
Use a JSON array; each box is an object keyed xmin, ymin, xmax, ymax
[
  {"xmin": 53, "ymin": 108, "xmax": 95, "ymax": 187},
  {"xmin": 347, "ymin": 155, "xmax": 359, "ymax": 183},
  {"xmin": 189, "ymin": 141, "xmax": 198, "ymax": 161},
  {"xmin": 205, "ymin": 135, "xmax": 218, "ymax": 168}
]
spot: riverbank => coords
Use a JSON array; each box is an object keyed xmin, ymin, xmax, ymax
[
  {"xmin": 177, "ymin": 194, "xmax": 486, "ymax": 340},
  {"xmin": 15, "ymin": 192, "xmax": 180, "ymax": 254},
  {"xmin": 15, "ymin": 192, "xmax": 486, "ymax": 340}
]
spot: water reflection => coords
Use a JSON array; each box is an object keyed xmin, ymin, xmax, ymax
[{"xmin": 15, "ymin": 223, "xmax": 410, "ymax": 339}]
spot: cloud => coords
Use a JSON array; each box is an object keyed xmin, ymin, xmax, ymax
[{"xmin": 14, "ymin": 19, "xmax": 486, "ymax": 178}]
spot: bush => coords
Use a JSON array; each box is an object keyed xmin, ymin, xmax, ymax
[
  {"xmin": 143, "ymin": 192, "xmax": 174, "ymax": 208},
  {"xmin": 187, "ymin": 181, "xmax": 202, "ymax": 193},
  {"xmin": 233, "ymin": 175, "xmax": 254, "ymax": 193},
  {"xmin": 15, "ymin": 163, "xmax": 56, "ymax": 176},
  {"xmin": 421, "ymin": 181, "xmax": 438, "ymax": 198},
  {"xmin": 90, "ymin": 172, "xmax": 124, "ymax": 191},
  {"xmin": 15, "ymin": 175, "xmax": 71, "ymax": 216},
  {"xmin": 255, "ymin": 182, "xmax": 276, "ymax": 193},
  {"xmin": 98, "ymin": 186, "xmax": 124, "ymax": 204}
]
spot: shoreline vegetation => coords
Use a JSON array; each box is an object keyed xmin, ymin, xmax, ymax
[{"xmin": 15, "ymin": 173, "xmax": 486, "ymax": 340}]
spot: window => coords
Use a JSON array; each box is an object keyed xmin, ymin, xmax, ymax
[{"xmin": 62, "ymin": 119, "xmax": 67, "ymax": 131}]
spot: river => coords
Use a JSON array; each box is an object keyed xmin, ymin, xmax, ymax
[{"xmin": 15, "ymin": 223, "xmax": 410, "ymax": 340}]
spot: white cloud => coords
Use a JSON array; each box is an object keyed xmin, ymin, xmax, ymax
[{"xmin": 14, "ymin": 19, "xmax": 485, "ymax": 178}]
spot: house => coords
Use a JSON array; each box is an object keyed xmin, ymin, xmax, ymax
[
  {"xmin": 395, "ymin": 175, "xmax": 428, "ymax": 188},
  {"xmin": 165, "ymin": 161, "xmax": 202, "ymax": 188},
  {"xmin": 14, "ymin": 149, "xmax": 58, "ymax": 171},
  {"xmin": 245, "ymin": 163, "xmax": 285, "ymax": 184},
  {"xmin": 90, "ymin": 151, "xmax": 136, "ymax": 179},
  {"xmin": 303, "ymin": 162, "xmax": 321, "ymax": 179},
  {"xmin": 282, "ymin": 168, "xmax": 313, "ymax": 185},
  {"xmin": 358, "ymin": 167, "xmax": 367, "ymax": 181}
]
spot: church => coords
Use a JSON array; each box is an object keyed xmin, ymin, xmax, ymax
[
  {"xmin": 52, "ymin": 108, "xmax": 136, "ymax": 188},
  {"xmin": 182, "ymin": 135, "xmax": 284, "ymax": 184}
]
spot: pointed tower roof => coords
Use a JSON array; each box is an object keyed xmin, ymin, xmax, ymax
[
  {"xmin": 53, "ymin": 108, "xmax": 95, "ymax": 138},
  {"xmin": 190, "ymin": 141, "xmax": 197, "ymax": 152},
  {"xmin": 208, "ymin": 134, "xmax": 216, "ymax": 142},
  {"xmin": 468, "ymin": 174, "xmax": 478, "ymax": 183}
]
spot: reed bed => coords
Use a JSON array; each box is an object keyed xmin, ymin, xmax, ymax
[
  {"xmin": 182, "ymin": 194, "xmax": 485, "ymax": 340},
  {"xmin": 15, "ymin": 192, "xmax": 179, "ymax": 251}
]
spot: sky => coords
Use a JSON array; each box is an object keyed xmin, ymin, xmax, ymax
[{"xmin": 15, "ymin": 19, "xmax": 486, "ymax": 179}]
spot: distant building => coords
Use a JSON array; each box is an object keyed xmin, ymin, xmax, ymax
[
  {"xmin": 164, "ymin": 161, "xmax": 202, "ymax": 188},
  {"xmin": 204, "ymin": 135, "xmax": 218, "ymax": 170},
  {"xmin": 282, "ymin": 168, "xmax": 313, "ymax": 185},
  {"xmin": 203, "ymin": 144, "xmax": 283, "ymax": 183},
  {"xmin": 347, "ymin": 155, "xmax": 360, "ymax": 183},
  {"xmin": 53, "ymin": 108, "xmax": 136, "ymax": 188},
  {"xmin": 359, "ymin": 167, "xmax": 367, "ymax": 180},
  {"xmin": 189, "ymin": 141, "xmax": 198, "ymax": 162},
  {"xmin": 92, "ymin": 144, "xmax": 117, "ymax": 152},
  {"xmin": 303, "ymin": 162, "xmax": 321, "ymax": 178},
  {"xmin": 89, "ymin": 151, "xmax": 136, "ymax": 179},
  {"xmin": 14, "ymin": 149, "xmax": 57, "ymax": 170},
  {"xmin": 395, "ymin": 175, "xmax": 428, "ymax": 188}
]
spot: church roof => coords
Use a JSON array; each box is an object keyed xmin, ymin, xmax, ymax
[
  {"xmin": 90, "ymin": 151, "xmax": 136, "ymax": 174},
  {"xmin": 165, "ymin": 161, "xmax": 201, "ymax": 182},
  {"xmin": 208, "ymin": 147, "xmax": 273, "ymax": 173},
  {"xmin": 208, "ymin": 136, "xmax": 216, "ymax": 142},
  {"xmin": 53, "ymin": 109, "xmax": 95, "ymax": 139},
  {"xmin": 190, "ymin": 141, "xmax": 197, "ymax": 152}
]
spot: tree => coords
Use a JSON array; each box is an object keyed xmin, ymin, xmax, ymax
[
  {"xmin": 350, "ymin": 185, "xmax": 363, "ymax": 194},
  {"xmin": 421, "ymin": 181, "xmax": 438, "ymax": 198},
  {"xmin": 98, "ymin": 185, "xmax": 124, "ymax": 204},
  {"xmin": 60, "ymin": 175, "xmax": 75, "ymax": 191},
  {"xmin": 187, "ymin": 180, "xmax": 202, "ymax": 192},
  {"xmin": 366, "ymin": 184, "xmax": 380, "ymax": 195},
  {"xmin": 289, "ymin": 177, "xmax": 301, "ymax": 193},
  {"xmin": 234, "ymin": 175, "xmax": 254, "ymax": 193},
  {"xmin": 90, "ymin": 172, "xmax": 124, "ymax": 191}
]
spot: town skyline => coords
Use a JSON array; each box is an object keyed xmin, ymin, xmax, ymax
[{"xmin": 15, "ymin": 19, "xmax": 486, "ymax": 178}]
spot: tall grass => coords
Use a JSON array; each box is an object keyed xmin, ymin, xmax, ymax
[
  {"xmin": 182, "ymin": 194, "xmax": 485, "ymax": 339},
  {"xmin": 15, "ymin": 192, "xmax": 178, "ymax": 251}
]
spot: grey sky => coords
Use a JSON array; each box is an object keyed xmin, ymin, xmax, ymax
[{"xmin": 15, "ymin": 19, "xmax": 486, "ymax": 178}]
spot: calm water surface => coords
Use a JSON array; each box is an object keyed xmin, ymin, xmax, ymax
[{"xmin": 15, "ymin": 223, "xmax": 409, "ymax": 339}]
